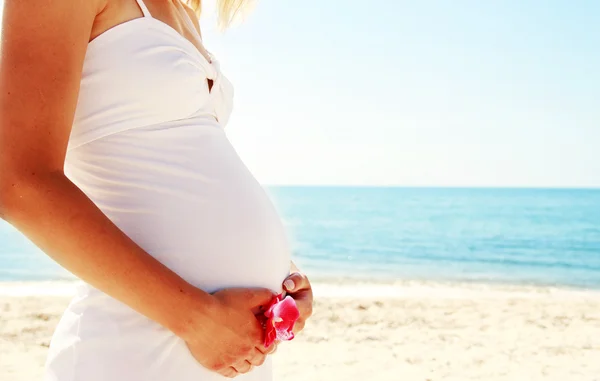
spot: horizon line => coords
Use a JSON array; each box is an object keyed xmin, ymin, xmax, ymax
[{"xmin": 263, "ymin": 184, "xmax": 600, "ymax": 190}]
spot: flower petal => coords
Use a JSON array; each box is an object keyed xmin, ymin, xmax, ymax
[{"xmin": 262, "ymin": 294, "xmax": 300, "ymax": 346}]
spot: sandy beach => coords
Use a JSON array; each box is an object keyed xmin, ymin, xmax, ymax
[{"xmin": 2, "ymin": 281, "xmax": 600, "ymax": 381}]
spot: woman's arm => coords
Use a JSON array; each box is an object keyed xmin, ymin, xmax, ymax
[
  {"xmin": 0, "ymin": 1, "xmax": 272, "ymax": 376},
  {"xmin": 0, "ymin": 0, "xmax": 211, "ymax": 340}
]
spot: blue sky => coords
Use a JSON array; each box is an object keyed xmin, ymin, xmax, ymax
[
  {"xmin": 2, "ymin": 1, "xmax": 599, "ymax": 187},
  {"xmin": 203, "ymin": 0, "xmax": 599, "ymax": 187}
]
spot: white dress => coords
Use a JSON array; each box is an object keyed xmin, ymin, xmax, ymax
[{"xmin": 44, "ymin": 1, "xmax": 292, "ymax": 380}]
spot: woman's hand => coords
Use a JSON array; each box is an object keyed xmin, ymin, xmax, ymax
[
  {"xmin": 183, "ymin": 288, "xmax": 278, "ymax": 378},
  {"xmin": 282, "ymin": 271, "xmax": 314, "ymax": 334}
]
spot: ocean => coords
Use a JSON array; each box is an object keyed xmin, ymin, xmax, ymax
[{"xmin": 1, "ymin": 187, "xmax": 600, "ymax": 288}]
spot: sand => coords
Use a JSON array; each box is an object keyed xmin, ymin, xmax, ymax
[{"xmin": 2, "ymin": 281, "xmax": 600, "ymax": 381}]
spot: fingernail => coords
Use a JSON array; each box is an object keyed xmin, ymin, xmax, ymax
[{"xmin": 284, "ymin": 279, "xmax": 295, "ymax": 291}]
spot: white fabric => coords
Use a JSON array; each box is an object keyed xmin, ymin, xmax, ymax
[{"xmin": 44, "ymin": 1, "xmax": 291, "ymax": 380}]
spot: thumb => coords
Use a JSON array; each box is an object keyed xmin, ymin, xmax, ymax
[{"xmin": 283, "ymin": 272, "xmax": 308, "ymax": 293}]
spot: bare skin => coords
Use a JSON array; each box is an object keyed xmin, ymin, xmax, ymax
[
  {"xmin": 0, "ymin": 0, "xmax": 278, "ymax": 378},
  {"xmin": 283, "ymin": 267, "xmax": 314, "ymax": 336},
  {"xmin": 92, "ymin": 0, "xmax": 213, "ymax": 62}
]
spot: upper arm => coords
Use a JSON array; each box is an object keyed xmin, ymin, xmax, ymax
[{"xmin": 0, "ymin": 0, "xmax": 101, "ymax": 176}]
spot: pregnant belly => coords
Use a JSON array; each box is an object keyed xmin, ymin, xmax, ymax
[{"xmin": 64, "ymin": 122, "xmax": 292, "ymax": 293}]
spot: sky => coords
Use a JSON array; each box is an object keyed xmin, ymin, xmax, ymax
[{"xmin": 2, "ymin": 1, "xmax": 599, "ymax": 187}]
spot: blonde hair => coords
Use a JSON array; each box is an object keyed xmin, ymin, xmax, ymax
[{"xmin": 186, "ymin": 0, "xmax": 250, "ymax": 29}]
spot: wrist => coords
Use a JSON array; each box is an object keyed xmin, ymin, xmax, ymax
[{"xmin": 167, "ymin": 286, "xmax": 218, "ymax": 342}]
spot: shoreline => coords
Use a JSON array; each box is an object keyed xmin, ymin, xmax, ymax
[{"xmin": 3, "ymin": 278, "xmax": 600, "ymax": 300}]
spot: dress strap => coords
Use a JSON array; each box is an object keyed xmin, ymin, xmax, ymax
[{"xmin": 135, "ymin": 0, "xmax": 152, "ymax": 18}]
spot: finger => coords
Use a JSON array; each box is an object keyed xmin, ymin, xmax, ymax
[
  {"xmin": 247, "ymin": 346, "xmax": 268, "ymax": 360},
  {"xmin": 296, "ymin": 296, "xmax": 314, "ymax": 319},
  {"xmin": 270, "ymin": 342, "xmax": 279, "ymax": 355},
  {"xmin": 255, "ymin": 344, "xmax": 271, "ymax": 355},
  {"xmin": 248, "ymin": 350, "xmax": 267, "ymax": 366},
  {"xmin": 256, "ymin": 341, "xmax": 278, "ymax": 355},
  {"xmin": 232, "ymin": 360, "xmax": 253, "ymax": 374},
  {"xmin": 267, "ymin": 342, "xmax": 279, "ymax": 354},
  {"xmin": 293, "ymin": 319, "xmax": 306, "ymax": 334},
  {"xmin": 283, "ymin": 272, "xmax": 310, "ymax": 292},
  {"xmin": 218, "ymin": 367, "xmax": 238, "ymax": 378}
]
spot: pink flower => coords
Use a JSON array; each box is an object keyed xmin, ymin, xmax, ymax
[{"xmin": 261, "ymin": 294, "xmax": 300, "ymax": 347}]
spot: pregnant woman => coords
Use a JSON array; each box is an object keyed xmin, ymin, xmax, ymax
[{"xmin": 0, "ymin": 0, "xmax": 313, "ymax": 379}]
